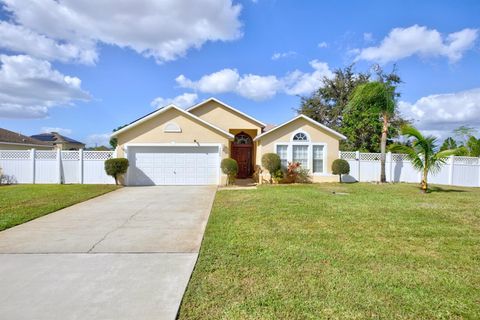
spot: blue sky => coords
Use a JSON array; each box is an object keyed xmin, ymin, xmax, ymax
[{"xmin": 0, "ymin": 0, "xmax": 479, "ymax": 146}]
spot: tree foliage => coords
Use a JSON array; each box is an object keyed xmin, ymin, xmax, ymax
[
  {"xmin": 440, "ymin": 137, "xmax": 457, "ymax": 151},
  {"xmin": 297, "ymin": 64, "xmax": 407, "ymax": 152},
  {"xmin": 109, "ymin": 124, "xmax": 128, "ymax": 149}
]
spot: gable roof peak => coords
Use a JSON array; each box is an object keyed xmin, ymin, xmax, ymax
[
  {"xmin": 110, "ymin": 103, "xmax": 234, "ymax": 139},
  {"xmin": 254, "ymin": 114, "xmax": 346, "ymax": 141},
  {"xmin": 187, "ymin": 97, "xmax": 266, "ymax": 127}
]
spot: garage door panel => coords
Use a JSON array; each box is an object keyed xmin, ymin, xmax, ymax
[{"xmin": 128, "ymin": 146, "xmax": 219, "ymax": 185}]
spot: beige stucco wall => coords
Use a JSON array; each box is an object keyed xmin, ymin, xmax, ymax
[
  {"xmin": 189, "ymin": 100, "xmax": 263, "ymax": 135},
  {"xmin": 115, "ymin": 107, "xmax": 232, "ymax": 184},
  {"xmin": 257, "ymin": 117, "xmax": 341, "ymax": 183},
  {"xmin": 0, "ymin": 143, "xmax": 52, "ymax": 150}
]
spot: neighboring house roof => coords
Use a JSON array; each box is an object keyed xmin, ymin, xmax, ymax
[
  {"xmin": 111, "ymin": 104, "xmax": 235, "ymax": 139},
  {"xmin": 254, "ymin": 114, "xmax": 347, "ymax": 141},
  {"xmin": 31, "ymin": 132, "xmax": 85, "ymax": 145},
  {"xmin": 0, "ymin": 128, "xmax": 52, "ymax": 147},
  {"xmin": 187, "ymin": 97, "xmax": 267, "ymax": 127}
]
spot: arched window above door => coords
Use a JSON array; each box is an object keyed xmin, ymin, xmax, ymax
[{"xmin": 233, "ymin": 132, "xmax": 253, "ymax": 145}]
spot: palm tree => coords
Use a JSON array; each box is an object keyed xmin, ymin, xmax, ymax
[
  {"xmin": 350, "ymin": 81, "xmax": 395, "ymax": 182},
  {"xmin": 390, "ymin": 125, "xmax": 458, "ymax": 193}
]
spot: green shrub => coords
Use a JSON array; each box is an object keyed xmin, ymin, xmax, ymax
[
  {"xmin": 332, "ymin": 159, "xmax": 350, "ymax": 183},
  {"xmin": 272, "ymin": 169, "xmax": 284, "ymax": 183},
  {"xmin": 261, "ymin": 153, "xmax": 281, "ymax": 183},
  {"xmin": 104, "ymin": 158, "xmax": 129, "ymax": 185},
  {"xmin": 221, "ymin": 158, "xmax": 238, "ymax": 185}
]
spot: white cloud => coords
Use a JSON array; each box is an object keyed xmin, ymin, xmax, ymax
[
  {"xmin": 355, "ymin": 25, "xmax": 478, "ymax": 64},
  {"xmin": 176, "ymin": 60, "xmax": 333, "ymax": 100},
  {"xmin": 283, "ymin": 60, "xmax": 334, "ymax": 95},
  {"xmin": 41, "ymin": 127, "xmax": 72, "ymax": 135},
  {"xmin": 150, "ymin": 93, "xmax": 198, "ymax": 109},
  {"xmin": 399, "ymin": 88, "xmax": 480, "ymax": 136},
  {"xmin": 363, "ymin": 32, "xmax": 374, "ymax": 43},
  {"xmin": 86, "ymin": 133, "xmax": 110, "ymax": 147},
  {"xmin": 176, "ymin": 69, "xmax": 240, "ymax": 93},
  {"xmin": 0, "ymin": 54, "xmax": 90, "ymax": 118},
  {"xmin": 0, "ymin": 21, "xmax": 97, "ymax": 65},
  {"xmin": 236, "ymin": 74, "xmax": 280, "ymax": 100},
  {"xmin": 271, "ymin": 51, "xmax": 296, "ymax": 60},
  {"xmin": 318, "ymin": 42, "xmax": 328, "ymax": 48},
  {"xmin": 1, "ymin": 0, "xmax": 243, "ymax": 64}
]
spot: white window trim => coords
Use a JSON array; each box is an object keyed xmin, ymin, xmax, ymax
[
  {"xmin": 274, "ymin": 142, "xmax": 329, "ymax": 176},
  {"xmin": 290, "ymin": 129, "xmax": 310, "ymax": 142}
]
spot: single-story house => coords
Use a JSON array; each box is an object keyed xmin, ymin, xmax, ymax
[
  {"xmin": 30, "ymin": 132, "xmax": 86, "ymax": 150},
  {"xmin": 0, "ymin": 128, "xmax": 53, "ymax": 150},
  {"xmin": 112, "ymin": 97, "xmax": 346, "ymax": 186}
]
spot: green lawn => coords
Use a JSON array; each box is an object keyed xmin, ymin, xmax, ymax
[
  {"xmin": 0, "ymin": 184, "xmax": 120, "ymax": 231},
  {"xmin": 179, "ymin": 183, "xmax": 480, "ymax": 319}
]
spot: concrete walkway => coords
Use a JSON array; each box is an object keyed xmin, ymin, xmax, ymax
[{"xmin": 0, "ymin": 186, "xmax": 216, "ymax": 320}]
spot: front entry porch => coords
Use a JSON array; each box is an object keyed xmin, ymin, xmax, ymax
[{"xmin": 230, "ymin": 131, "xmax": 255, "ymax": 179}]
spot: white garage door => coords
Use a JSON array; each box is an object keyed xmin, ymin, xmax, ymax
[{"xmin": 127, "ymin": 146, "xmax": 219, "ymax": 185}]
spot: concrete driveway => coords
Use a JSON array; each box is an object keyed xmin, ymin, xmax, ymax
[{"xmin": 0, "ymin": 186, "xmax": 216, "ymax": 320}]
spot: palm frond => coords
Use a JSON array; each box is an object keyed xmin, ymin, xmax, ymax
[{"xmin": 390, "ymin": 144, "xmax": 424, "ymax": 171}]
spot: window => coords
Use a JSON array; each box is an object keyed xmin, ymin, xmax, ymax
[
  {"xmin": 234, "ymin": 133, "xmax": 252, "ymax": 145},
  {"xmin": 164, "ymin": 122, "xmax": 181, "ymax": 133},
  {"xmin": 276, "ymin": 145, "xmax": 288, "ymax": 168},
  {"xmin": 293, "ymin": 132, "xmax": 308, "ymax": 141},
  {"xmin": 313, "ymin": 145, "xmax": 324, "ymax": 173},
  {"xmin": 293, "ymin": 145, "xmax": 308, "ymax": 168}
]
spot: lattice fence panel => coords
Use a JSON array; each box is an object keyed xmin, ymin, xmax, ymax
[
  {"xmin": 35, "ymin": 151, "xmax": 57, "ymax": 160},
  {"xmin": 83, "ymin": 151, "xmax": 114, "ymax": 161},
  {"xmin": 0, "ymin": 150, "xmax": 30, "ymax": 159},
  {"xmin": 340, "ymin": 151, "xmax": 356, "ymax": 160},
  {"xmin": 454, "ymin": 156, "xmax": 479, "ymax": 165},
  {"xmin": 392, "ymin": 153, "xmax": 410, "ymax": 161},
  {"xmin": 61, "ymin": 151, "xmax": 80, "ymax": 160},
  {"xmin": 360, "ymin": 153, "xmax": 381, "ymax": 161}
]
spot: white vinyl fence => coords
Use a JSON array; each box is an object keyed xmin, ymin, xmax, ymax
[
  {"xmin": 340, "ymin": 151, "xmax": 480, "ymax": 187},
  {"xmin": 0, "ymin": 149, "xmax": 115, "ymax": 184}
]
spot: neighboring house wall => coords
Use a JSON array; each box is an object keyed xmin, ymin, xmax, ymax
[
  {"xmin": 0, "ymin": 143, "xmax": 52, "ymax": 150},
  {"xmin": 257, "ymin": 117, "xmax": 340, "ymax": 183},
  {"xmin": 54, "ymin": 142, "xmax": 85, "ymax": 150}
]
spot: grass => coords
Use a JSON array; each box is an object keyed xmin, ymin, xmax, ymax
[
  {"xmin": 0, "ymin": 184, "xmax": 120, "ymax": 231},
  {"xmin": 179, "ymin": 183, "xmax": 480, "ymax": 319}
]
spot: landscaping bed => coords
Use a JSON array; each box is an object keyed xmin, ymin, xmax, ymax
[{"xmin": 179, "ymin": 183, "xmax": 480, "ymax": 319}]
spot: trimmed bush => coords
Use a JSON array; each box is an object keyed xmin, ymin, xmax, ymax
[
  {"xmin": 261, "ymin": 153, "xmax": 281, "ymax": 183},
  {"xmin": 221, "ymin": 158, "xmax": 238, "ymax": 185},
  {"xmin": 332, "ymin": 159, "xmax": 350, "ymax": 183},
  {"xmin": 105, "ymin": 158, "xmax": 129, "ymax": 185}
]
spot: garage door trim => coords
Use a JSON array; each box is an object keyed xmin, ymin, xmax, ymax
[{"xmin": 124, "ymin": 143, "xmax": 223, "ymax": 185}]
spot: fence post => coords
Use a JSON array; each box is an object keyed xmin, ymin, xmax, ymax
[
  {"xmin": 30, "ymin": 148, "xmax": 36, "ymax": 184},
  {"xmin": 448, "ymin": 155, "xmax": 454, "ymax": 185},
  {"xmin": 356, "ymin": 151, "xmax": 361, "ymax": 182},
  {"xmin": 79, "ymin": 149, "xmax": 84, "ymax": 184},
  {"xmin": 387, "ymin": 151, "xmax": 393, "ymax": 182},
  {"xmin": 478, "ymin": 158, "xmax": 480, "ymax": 187},
  {"xmin": 57, "ymin": 149, "xmax": 62, "ymax": 184}
]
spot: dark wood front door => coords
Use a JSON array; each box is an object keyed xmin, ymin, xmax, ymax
[{"xmin": 231, "ymin": 132, "xmax": 253, "ymax": 179}]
